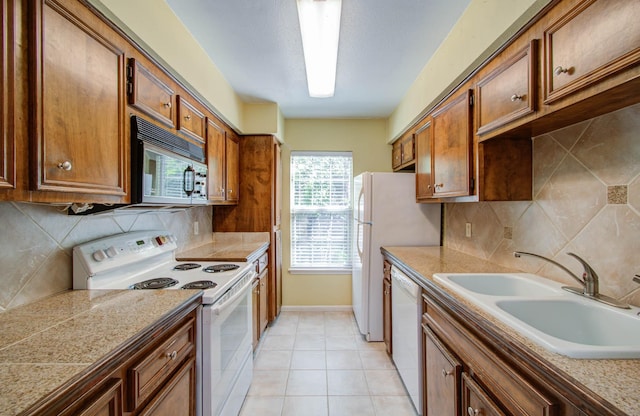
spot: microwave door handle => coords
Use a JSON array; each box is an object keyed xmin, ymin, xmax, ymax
[{"xmin": 183, "ymin": 165, "xmax": 195, "ymax": 196}]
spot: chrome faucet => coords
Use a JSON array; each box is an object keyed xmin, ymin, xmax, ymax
[{"xmin": 513, "ymin": 251, "xmax": 630, "ymax": 309}]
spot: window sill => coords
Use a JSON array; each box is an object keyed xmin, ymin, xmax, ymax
[{"xmin": 288, "ymin": 268, "xmax": 351, "ymax": 275}]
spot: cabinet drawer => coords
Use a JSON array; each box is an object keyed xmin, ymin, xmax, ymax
[
  {"xmin": 392, "ymin": 141, "xmax": 402, "ymax": 169},
  {"xmin": 177, "ymin": 96, "xmax": 206, "ymax": 142},
  {"xmin": 127, "ymin": 58, "xmax": 175, "ymax": 128},
  {"xmin": 127, "ymin": 317, "xmax": 196, "ymax": 410},
  {"xmin": 543, "ymin": 0, "xmax": 640, "ymax": 103},
  {"xmin": 476, "ymin": 41, "xmax": 537, "ymax": 136},
  {"xmin": 60, "ymin": 378, "xmax": 123, "ymax": 416},
  {"xmin": 462, "ymin": 373, "xmax": 506, "ymax": 416},
  {"xmin": 423, "ymin": 295, "xmax": 558, "ymax": 416}
]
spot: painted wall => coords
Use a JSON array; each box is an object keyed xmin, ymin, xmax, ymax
[
  {"xmin": 444, "ymin": 103, "xmax": 640, "ymax": 307},
  {"xmin": 388, "ymin": 0, "xmax": 552, "ymax": 141},
  {"xmin": 0, "ymin": 204, "xmax": 213, "ymax": 311},
  {"xmin": 282, "ymin": 119, "xmax": 390, "ymax": 306}
]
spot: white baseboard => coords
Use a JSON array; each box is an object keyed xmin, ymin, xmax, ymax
[{"xmin": 280, "ymin": 305, "xmax": 353, "ymax": 312}]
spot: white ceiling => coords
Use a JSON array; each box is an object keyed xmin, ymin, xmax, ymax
[{"xmin": 165, "ymin": 0, "xmax": 471, "ymax": 119}]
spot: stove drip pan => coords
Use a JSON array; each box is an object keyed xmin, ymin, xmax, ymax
[
  {"xmin": 173, "ymin": 263, "xmax": 202, "ymax": 271},
  {"xmin": 181, "ymin": 280, "xmax": 217, "ymax": 290},
  {"xmin": 203, "ymin": 264, "xmax": 240, "ymax": 273},
  {"xmin": 130, "ymin": 278, "xmax": 179, "ymax": 290}
]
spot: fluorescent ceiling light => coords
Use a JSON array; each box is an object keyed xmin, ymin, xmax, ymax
[{"xmin": 296, "ymin": 0, "xmax": 342, "ymax": 98}]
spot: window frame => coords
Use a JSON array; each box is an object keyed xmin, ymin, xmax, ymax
[{"xmin": 289, "ymin": 151, "xmax": 353, "ymax": 274}]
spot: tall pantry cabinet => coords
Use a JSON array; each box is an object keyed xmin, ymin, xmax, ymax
[{"xmin": 213, "ymin": 135, "xmax": 282, "ymax": 321}]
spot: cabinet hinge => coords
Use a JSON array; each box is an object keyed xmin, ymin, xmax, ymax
[
  {"xmin": 470, "ymin": 177, "xmax": 475, "ymax": 191},
  {"xmin": 469, "ymin": 95, "xmax": 474, "ymax": 106},
  {"xmin": 126, "ymin": 65, "xmax": 132, "ymax": 79},
  {"xmin": 127, "ymin": 82, "xmax": 133, "ymax": 95}
]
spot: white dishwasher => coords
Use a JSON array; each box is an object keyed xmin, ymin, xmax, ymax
[{"xmin": 391, "ymin": 265, "xmax": 422, "ymax": 415}]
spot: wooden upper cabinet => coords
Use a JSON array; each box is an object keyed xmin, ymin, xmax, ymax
[
  {"xmin": 476, "ymin": 40, "xmax": 537, "ymax": 136},
  {"xmin": 431, "ymin": 90, "xmax": 473, "ymax": 198},
  {"xmin": 177, "ymin": 95, "xmax": 206, "ymax": 143},
  {"xmin": 1, "ymin": 0, "xmax": 16, "ymax": 190},
  {"xmin": 392, "ymin": 132, "xmax": 415, "ymax": 171},
  {"xmin": 206, "ymin": 119, "xmax": 226, "ymax": 202},
  {"xmin": 30, "ymin": 0, "xmax": 127, "ymax": 197},
  {"xmin": 225, "ymin": 132, "xmax": 239, "ymax": 203},
  {"xmin": 415, "ymin": 120, "xmax": 434, "ymax": 201},
  {"xmin": 544, "ymin": 0, "xmax": 640, "ymax": 103},
  {"xmin": 127, "ymin": 58, "xmax": 175, "ymax": 128}
]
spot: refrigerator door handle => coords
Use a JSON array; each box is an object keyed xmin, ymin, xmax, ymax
[
  {"xmin": 356, "ymin": 221, "xmax": 363, "ymax": 260},
  {"xmin": 357, "ymin": 185, "xmax": 365, "ymax": 223}
]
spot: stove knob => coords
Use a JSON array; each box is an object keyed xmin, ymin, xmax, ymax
[
  {"xmin": 105, "ymin": 246, "xmax": 118, "ymax": 258},
  {"xmin": 92, "ymin": 249, "xmax": 107, "ymax": 262}
]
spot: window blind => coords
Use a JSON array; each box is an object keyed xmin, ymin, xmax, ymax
[{"xmin": 290, "ymin": 152, "xmax": 353, "ymax": 270}]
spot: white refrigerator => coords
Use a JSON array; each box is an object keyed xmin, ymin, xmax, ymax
[{"xmin": 352, "ymin": 172, "xmax": 441, "ymax": 341}]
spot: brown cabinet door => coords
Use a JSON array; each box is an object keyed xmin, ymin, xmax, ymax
[
  {"xmin": 431, "ymin": 90, "xmax": 473, "ymax": 198},
  {"xmin": 177, "ymin": 95, "xmax": 205, "ymax": 143},
  {"xmin": 383, "ymin": 276, "xmax": 392, "ymax": 355},
  {"xmin": 476, "ymin": 40, "xmax": 537, "ymax": 136},
  {"xmin": 273, "ymin": 229, "xmax": 283, "ymax": 319},
  {"xmin": 415, "ymin": 119, "xmax": 434, "ymax": 200},
  {"xmin": 544, "ymin": 0, "xmax": 640, "ymax": 103},
  {"xmin": 31, "ymin": 0, "xmax": 126, "ymax": 196},
  {"xmin": 61, "ymin": 379, "xmax": 123, "ymax": 416},
  {"xmin": 127, "ymin": 58, "xmax": 174, "ymax": 128},
  {"xmin": 259, "ymin": 269, "xmax": 269, "ymax": 336},
  {"xmin": 138, "ymin": 359, "xmax": 196, "ymax": 416},
  {"xmin": 401, "ymin": 134, "xmax": 415, "ymax": 165},
  {"xmin": 274, "ymin": 143, "xmax": 282, "ymax": 228},
  {"xmin": 423, "ymin": 324, "xmax": 462, "ymax": 416},
  {"xmin": 392, "ymin": 140, "xmax": 402, "ymax": 169},
  {"xmin": 1, "ymin": 0, "xmax": 16, "ymax": 190},
  {"xmin": 462, "ymin": 373, "xmax": 507, "ymax": 416},
  {"xmin": 207, "ymin": 119, "xmax": 226, "ymax": 202},
  {"xmin": 225, "ymin": 133, "xmax": 239, "ymax": 202}
]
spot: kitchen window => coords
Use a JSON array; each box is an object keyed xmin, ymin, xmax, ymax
[{"xmin": 290, "ymin": 151, "xmax": 353, "ymax": 273}]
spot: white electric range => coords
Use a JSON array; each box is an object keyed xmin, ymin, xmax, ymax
[{"xmin": 73, "ymin": 230, "xmax": 256, "ymax": 416}]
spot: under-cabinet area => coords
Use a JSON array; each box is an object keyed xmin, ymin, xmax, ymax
[
  {"xmin": 0, "ymin": 290, "xmax": 202, "ymax": 416},
  {"xmin": 382, "ymin": 246, "xmax": 640, "ymax": 416}
]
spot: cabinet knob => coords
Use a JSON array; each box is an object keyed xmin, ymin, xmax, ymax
[
  {"xmin": 442, "ymin": 369, "xmax": 453, "ymax": 377},
  {"xmin": 162, "ymin": 102, "xmax": 172, "ymax": 108},
  {"xmin": 510, "ymin": 94, "xmax": 523, "ymax": 101},
  {"xmin": 184, "ymin": 114, "xmax": 191, "ymax": 121},
  {"xmin": 166, "ymin": 350, "xmax": 177, "ymax": 360},
  {"xmin": 427, "ymin": 185, "xmax": 432, "ymax": 189},
  {"xmin": 553, "ymin": 66, "xmax": 570, "ymax": 76},
  {"xmin": 435, "ymin": 183, "xmax": 444, "ymax": 189},
  {"xmin": 467, "ymin": 407, "xmax": 481, "ymax": 416},
  {"xmin": 57, "ymin": 161, "xmax": 72, "ymax": 171},
  {"xmin": 228, "ymin": 189, "xmax": 233, "ymax": 194}
]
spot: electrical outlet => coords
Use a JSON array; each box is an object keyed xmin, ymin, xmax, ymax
[
  {"xmin": 465, "ymin": 222, "xmax": 472, "ymax": 238},
  {"xmin": 193, "ymin": 221, "xmax": 199, "ymax": 235}
]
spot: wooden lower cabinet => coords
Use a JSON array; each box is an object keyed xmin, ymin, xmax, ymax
[
  {"xmin": 138, "ymin": 359, "xmax": 196, "ymax": 416},
  {"xmin": 422, "ymin": 324, "xmax": 461, "ymax": 416},
  {"xmin": 383, "ymin": 260, "xmax": 392, "ymax": 355}
]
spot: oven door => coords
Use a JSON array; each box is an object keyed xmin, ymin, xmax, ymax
[{"xmin": 202, "ymin": 275, "xmax": 254, "ymax": 416}]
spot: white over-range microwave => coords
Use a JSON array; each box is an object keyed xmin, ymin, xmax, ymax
[{"xmin": 131, "ymin": 115, "xmax": 208, "ymax": 205}]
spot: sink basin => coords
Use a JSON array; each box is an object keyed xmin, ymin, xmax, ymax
[
  {"xmin": 432, "ymin": 273, "xmax": 640, "ymax": 359},
  {"xmin": 496, "ymin": 299, "xmax": 640, "ymax": 352},
  {"xmin": 436, "ymin": 273, "xmax": 560, "ymax": 297}
]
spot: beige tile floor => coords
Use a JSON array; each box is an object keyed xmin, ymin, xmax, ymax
[{"xmin": 239, "ymin": 311, "xmax": 418, "ymax": 416}]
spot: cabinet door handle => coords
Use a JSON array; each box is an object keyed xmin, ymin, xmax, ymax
[
  {"xmin": 184, "ymin": 114, "xmax": 191, "ymax": 120},
  {"xmin": 57, "ymin": 161, "xmax": 72, "ymax": 171},
  {"xmin": 441, "ymin": 369, "xmax": 452, "ymax": 377},
  {"xmin": 467, "ymin": 407, "xmax": 481, "ymax": 416},
  {"xmin": 553, "ymin": 66, "xmax": 570, "ymax": 76},
  {"xmin": 510, "ymin": 94, "xmax": 523, "ymax": 101},
  {"xmin": 165, "ymin": 350, "xmax": 177, "ymax": 360},
  {"xmin": 162, "ymin": 102, "xmax": 172, "ymax": 108}
]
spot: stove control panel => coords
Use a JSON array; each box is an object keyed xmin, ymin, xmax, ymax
[{"xmin": 73, "ymin": 231, "xmax": 178, "ymax": 283}]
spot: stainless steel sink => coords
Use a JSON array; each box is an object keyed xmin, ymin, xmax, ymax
[{"xmin": 432, "ymin": 273, "xmax": 640, "ymax": 359}]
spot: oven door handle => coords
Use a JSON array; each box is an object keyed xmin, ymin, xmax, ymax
[{"xmin": 211, "ymin": 271, "xmax": 256, "ymax": 316}]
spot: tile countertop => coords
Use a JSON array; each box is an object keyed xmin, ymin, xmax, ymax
[
  {"xmin": 0, "ymin": 289, "xmax": 202, "ymax": 416},
  {"xmin": 382, "ymin": 246, "xmax": 640, "ymax": 416},
  {"xmin": 177, "ymin": 232, "xmax": 270, "ymax": 262}
]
